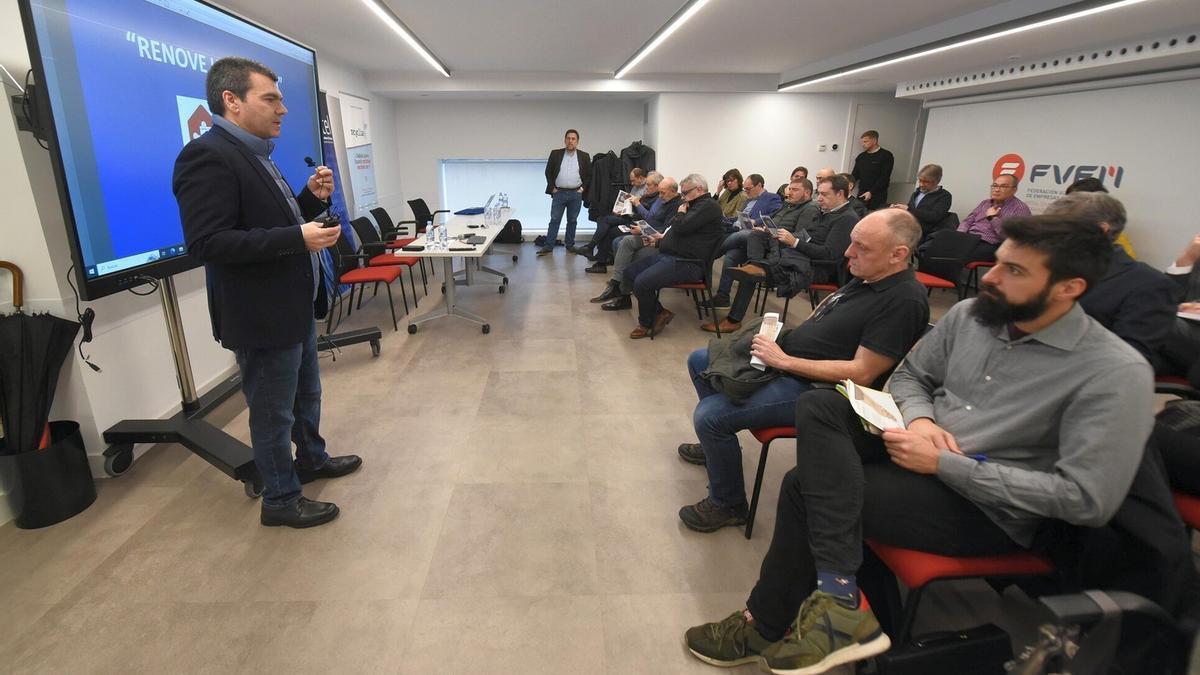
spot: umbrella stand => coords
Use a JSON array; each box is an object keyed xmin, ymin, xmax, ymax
[{"xmin": 101, "ymin": 275, "xmax": 263, "ymax": 498}]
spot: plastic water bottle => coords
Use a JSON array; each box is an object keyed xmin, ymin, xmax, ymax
[
  {"xmin": 439, "ymin": 222, "xmax": 448, "ymax": 248},
  {"xmin": 426, "ymin": 224, "xmax": 435, "ymax": 247}
]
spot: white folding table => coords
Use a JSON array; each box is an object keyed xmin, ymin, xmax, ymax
[{"xmin": 399, "ymin": 210, "xmax": 513, "ymax": 334}]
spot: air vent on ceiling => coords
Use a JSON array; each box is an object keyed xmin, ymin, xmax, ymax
[{"xmin": 896, "ymin": 30, "xmax": 1199, "ymax": 98}]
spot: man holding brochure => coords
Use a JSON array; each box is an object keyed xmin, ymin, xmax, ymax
[
  {"xmin": 684, "ymin": 216, "xmax": 1152, "ymax": 675},
  {"xmin": 677, "ymin": 210, "xmax": 928, "ymax": 533}
]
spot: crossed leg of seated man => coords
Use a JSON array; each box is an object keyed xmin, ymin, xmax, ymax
[{"xmin": 683, "ymin": 388, "xmax": 1022, "ymax": 675}]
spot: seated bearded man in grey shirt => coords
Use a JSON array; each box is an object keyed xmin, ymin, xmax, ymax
[{"xmin": 684, "ymin": 215, "xmax": 1153, "ymax": 675}]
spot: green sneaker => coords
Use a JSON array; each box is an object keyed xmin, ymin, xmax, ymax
[
  {"xmin": 761, "ymin": 591, "xmax": 891, "ymax": 674},
  {"xmin": 684, "ymin": 610, "xmax": 777, "ymax": 668}
]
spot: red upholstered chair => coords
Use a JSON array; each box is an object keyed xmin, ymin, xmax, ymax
[
  {"xmin": 744, "ymin": 426, "xmax": 798, "ymax": 539},
  {"xmin": 350, "ymin": 217, "xmax": 425, "ymax": 307},
  {"xmin": 964, "ymin": 261, "xmax": 994, "ymax": 297},
  {"xmin": 327, "ymin": 236, "xmax": 405, "ymax": 332},
  {"xmin": 807, "ymin": 282, "xmax": 838, "ymax": 310},
  {"xmin": 1173, "ymin": 491, "xmax": 1200, "ymax": 530},
  {"xmin": 914, "ymin": 270, "xmax": 956, "ymax": 296},
  {"xmin": 370, "ymin": 206, "xmax": 432, "ymax": 279},
  {"xmin": 866, "ymin": 540, "xmax": 1055, "ymax": 643}
]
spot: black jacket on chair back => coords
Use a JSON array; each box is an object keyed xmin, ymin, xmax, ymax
[{"xmin": 173, "ymin": 125, "xmax": 329, "ymax": 350}]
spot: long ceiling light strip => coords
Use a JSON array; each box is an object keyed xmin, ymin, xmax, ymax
[
  {"xmin": 779, "ymin": 0, "xmax": 1150, "ymax": 91},
  {"xmin": 358, "ymin": 0, "xmax": 451, "ymax": 77},
  {"xmin": 615, "ymin": 0, "xmax": 712, "ymax": 79}
]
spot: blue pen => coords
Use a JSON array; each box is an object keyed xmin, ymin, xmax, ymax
[{"xmin": 969, "ymin": 453, "xmax": 988, "ymax": 462}]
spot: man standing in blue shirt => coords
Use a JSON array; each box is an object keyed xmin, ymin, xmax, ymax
[{"xmin": 540, "ymin": 129, "xmax": 592, "ymax": 256}]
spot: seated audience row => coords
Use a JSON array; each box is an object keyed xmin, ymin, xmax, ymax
[{"xmin": 684, "ymin": 215, "xmax": 1157, "ymax": 674}]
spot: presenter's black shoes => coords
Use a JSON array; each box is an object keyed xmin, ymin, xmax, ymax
[
  {"xmin": 261, "ymin": 497, "xmax": 340, "ymax": 529},
  {"xmin": 679, "ymin": 497, "xmax": 748, "ymax": 532},
  {"xmin": 295, "ymin": 455, "xmax": 363, "ymax": 484},
  {"xmin": 591, "ymin": 281, "xmax": 621, "ymax": 303},
  {"xmin": 601, "ymin": 295, "xmax": 633, "ymax": 311},
  {"xmin": 677, "ymin": 442, "xmax": 707, "ymax": 465},
  {"xmin": 585, "ymin": 262, "xmax": 608, "ymax": 274}
]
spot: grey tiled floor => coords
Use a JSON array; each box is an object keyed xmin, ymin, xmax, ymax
[{"xmin": 0, "ymin": 245, "xmax": 1040, "ymax": 673}]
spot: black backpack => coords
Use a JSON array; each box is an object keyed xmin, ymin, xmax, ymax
[{"xmin": 497, "ymin": 218, "xmax": 523, "ymax": 244}]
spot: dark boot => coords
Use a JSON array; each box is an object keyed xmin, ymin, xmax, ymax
[{"xmin": 591, "ymin": 280, "xmax": 621, "ymax": 303}]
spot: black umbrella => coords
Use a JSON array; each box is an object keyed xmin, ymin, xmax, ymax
[{"xmin": 0, "ymin": 261, "xmax": 80, "ymax": 455}]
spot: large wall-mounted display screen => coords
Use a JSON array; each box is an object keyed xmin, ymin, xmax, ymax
[{"xmin": 20, "ymin": 0, "xmax": 321, "ymax": 299}]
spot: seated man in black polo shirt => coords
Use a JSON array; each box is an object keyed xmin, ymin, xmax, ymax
[{"xmin": 677, "ymin": 209, "xmax": 929, "ymax": 531}]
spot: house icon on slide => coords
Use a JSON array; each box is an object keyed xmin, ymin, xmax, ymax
[{"xmin": 188, "ymin": 105, "xmax": 212, "ymax": 140}]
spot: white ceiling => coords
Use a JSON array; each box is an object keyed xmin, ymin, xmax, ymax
[{"xmin": 216, "ymin": 0, "xmax": 1200, "ymax": 99}]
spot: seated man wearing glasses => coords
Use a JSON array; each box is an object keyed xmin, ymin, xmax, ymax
[
  {"xmin": 955, "ymin": 173, "xmax": 1031, "ymax": 262},
  {"xmin": 624, "ymin": 174, "xmax": 726, "ymax": 338},
  {"xmin": 677, "ymin": 209, "xmax": 929, "ymax": 532}
]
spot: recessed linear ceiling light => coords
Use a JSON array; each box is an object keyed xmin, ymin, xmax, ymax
[
  {"xmin": 779, "ymin": 0, "xmax": 1150, "ymax": 91},
  {"xmin": 614, "ymin": 0, "xmax": 712, "ymax": 79},
  {"xmin": 359, "ymin": 0, "xmax": 450, "ymax": 77}
]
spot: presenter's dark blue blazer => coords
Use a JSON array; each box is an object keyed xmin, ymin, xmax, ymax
[{"xmin": 173, "ymin": 125, "xmax": 328, "ymax": 350}]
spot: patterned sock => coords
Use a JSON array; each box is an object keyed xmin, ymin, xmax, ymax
[{"xmin": 816, "ymin": 571, "xmax": 859, "ymax": 609}]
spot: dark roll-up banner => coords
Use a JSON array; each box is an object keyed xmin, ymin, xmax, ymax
[{"xmin": 317, "ymin": 91, "xmax": 354, "ymax": 299}]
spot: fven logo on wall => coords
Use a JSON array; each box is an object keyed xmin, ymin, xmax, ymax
[{"xmin": 993, "ymin": 153, "xmax": 1125, "ymax": 189}]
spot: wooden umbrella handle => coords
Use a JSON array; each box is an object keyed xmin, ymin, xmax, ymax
[{"xmin": 0, "ymin": 260, "xmax": 23, "ymax": 312}]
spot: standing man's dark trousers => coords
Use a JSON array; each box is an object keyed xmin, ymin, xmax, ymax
[
  {"xmin": 624, "ymin": 253, "xmax": 703, "ymax": 328},
  {"xmin": 545, "ymin": 189, "xmax": 583, "ymax": 250},
  {"xmin": 233, "ymin": 323, "xmax": 332, "ymax": 508},
  {"xmin": 744, "ymin": 389, "xmax": 1022, "ymax": 641}
]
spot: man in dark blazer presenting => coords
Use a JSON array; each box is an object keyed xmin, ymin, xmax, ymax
[
  {"xmin": 540, "ymin": 129, "xmax": 591, "ymax": 256},
  {"xmin": 173, "ymin": 57, "xmax": 361, "ymax": 529}
]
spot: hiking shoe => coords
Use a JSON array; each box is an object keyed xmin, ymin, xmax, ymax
[
  {"xmin": 761, "ymin": 591, "xmax": 892, "ymax": 674},
  {"xmin": 677, "ymin": 442, "xmax": 706, "ymax": 465},
  {"xmin": 685, "ymin": 610, "xmax": 777, "ymax": 668},
  {"xmin": 679, "ymin": 497, "xmax": 748, "ymax": 533}
]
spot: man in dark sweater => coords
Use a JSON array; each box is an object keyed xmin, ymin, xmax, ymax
[
  {"xmin": 678, "ymin": 210, "xmax": 929, "ymax": 532},
  {"xmin": 1046, "ymin": 192, "xmax": 1175, "ymax": 362},
  {"xmin": 850, "ymin": 130, "xmax": 894, "ymax": 210},
  {"xmin": 624, "ymin": 173, "xmax": 725, "ymax": 338}
]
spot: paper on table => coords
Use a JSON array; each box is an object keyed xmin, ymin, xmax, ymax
[{"xmin": 839, "ymin": 379, "xmax": 904, "ymax": 434}]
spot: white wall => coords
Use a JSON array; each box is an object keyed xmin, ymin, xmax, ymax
[
  {"xmin": 0, "ymin": 2, "xmax": 399, "ymax": 524},
  {"xmin": 920, "ymin": 76, "xmax": 1200, "ymax": 268},
  {"xmin": 652, "ymin": 93, "xmax": 921, "ymax": 201},
  {"xmin": 392, "ymin": 98, "xmax": 647, "ymax": 222}
]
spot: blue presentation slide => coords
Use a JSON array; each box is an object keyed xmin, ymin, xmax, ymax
[{"xmin": 29, "ymin": 0, "xmax": 321, "ymax": 278}]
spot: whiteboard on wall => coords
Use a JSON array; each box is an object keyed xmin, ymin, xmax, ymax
[{"xmin": 919, "ymin": 77, "xmax": 1200, "ymax": 268}]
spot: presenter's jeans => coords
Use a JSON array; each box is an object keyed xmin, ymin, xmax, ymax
[
  {"xmin": 545, "ymin": 189, "xmax": 583, "ymax": 249},
  {"xmin": 686, "ymin": 348, "xmax": 810, "ymax": 507},
  {"xmin": 743, "ymin": 389, "xmax": 1019, "ymax": 642},
  {"xmin": 234, "ymin": 324, "xmax": 331, "ymax": 508}
]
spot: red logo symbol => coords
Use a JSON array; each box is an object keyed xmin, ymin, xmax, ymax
[{"xmin": 993, "ymin": 154, "xmax": 1025, "ymax": 183}]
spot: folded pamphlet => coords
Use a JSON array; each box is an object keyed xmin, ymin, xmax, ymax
[{"xmin": 837, "ymin": 379, "xmax": 904, "ymax": 435}]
